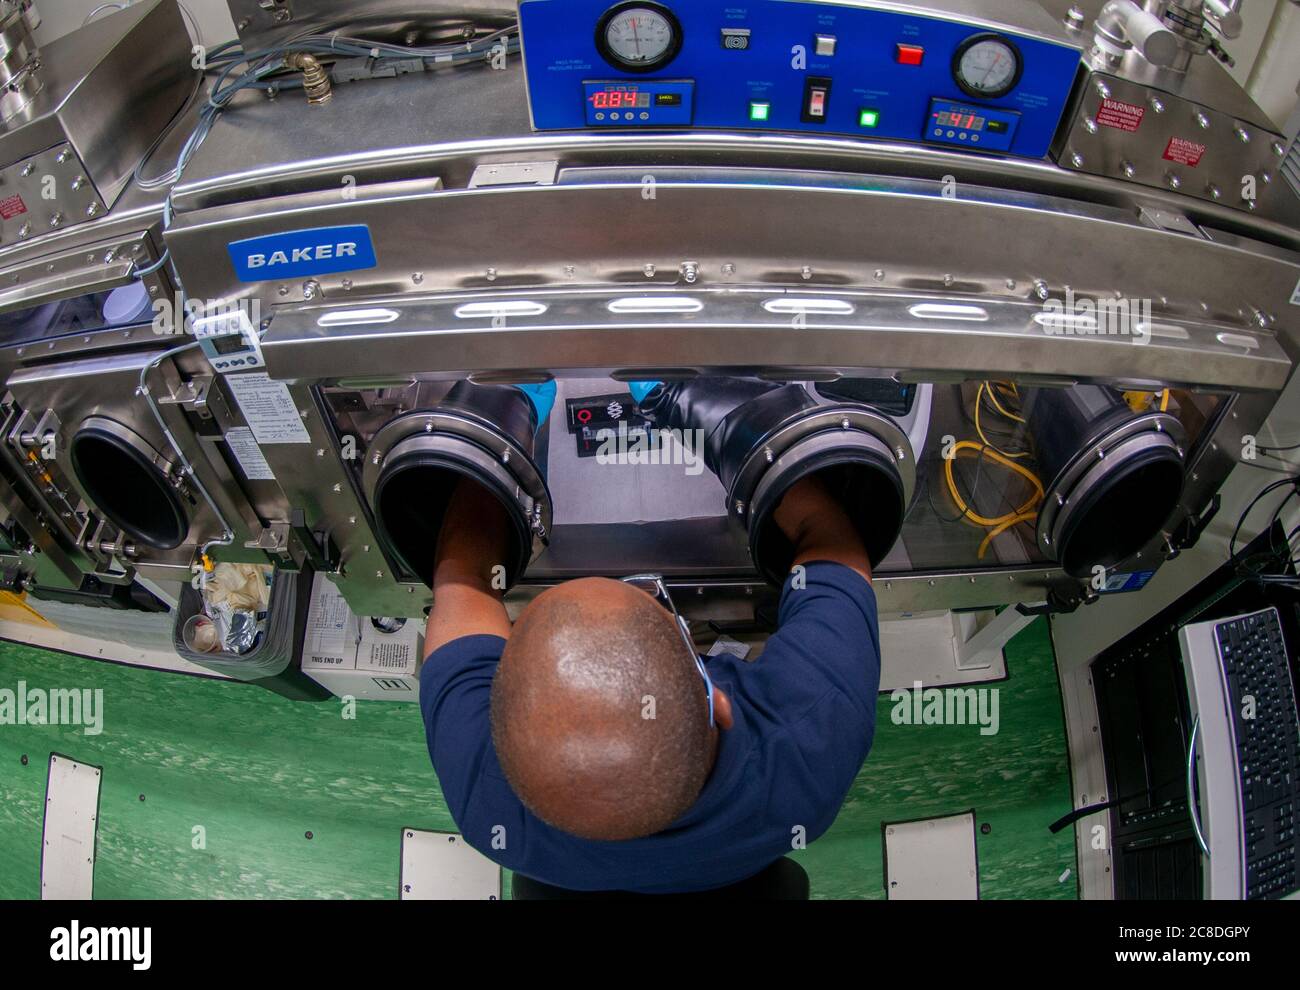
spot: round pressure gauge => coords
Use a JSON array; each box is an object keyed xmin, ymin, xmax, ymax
[
  {"xmin": 596, "ymin": 2, "xmax": 683, "ymax": 73},
  {"xmin": 952, "ymin": 33, "xmax": 1023, "ymax": 99}
]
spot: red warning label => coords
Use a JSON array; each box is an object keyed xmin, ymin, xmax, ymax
[
  {"xmin": 0, "ymin": 194, "xmax": 27, "ymax": 220},
  {"xmin": 1096, "ymin": 98, "xmax": 1145, "ymax": 132},
  {"xmin": 1163, "ymin": 137, "xmax": 1206, "ymax": 167}
]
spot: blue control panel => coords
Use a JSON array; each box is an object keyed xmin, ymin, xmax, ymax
[{"xmin": 519, "ymin": 0, "xmax": 1083, "ymax": 159}]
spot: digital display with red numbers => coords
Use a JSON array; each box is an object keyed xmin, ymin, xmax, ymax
[
  {"xmin": 589, "ymin": 89, "xmax": 651, "ymax": 109},
  {"xmin": 583, "ymin": 80, "xmax": 694, "ymax": 127},
  {"xmin": 933, "ymin": 110, "xmax": 987, "ymax": 131}
]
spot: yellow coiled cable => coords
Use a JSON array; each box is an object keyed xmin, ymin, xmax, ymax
[{"xmin": 944, "ymin": 440, "xmax": 1045, "ymax": 560}]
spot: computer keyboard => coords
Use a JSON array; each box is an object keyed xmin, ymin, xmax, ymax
[{"xmin": 1214, "ymin": 608, "xmax": 1299, "ymax": 899}]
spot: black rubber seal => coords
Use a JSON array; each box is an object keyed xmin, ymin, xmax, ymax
[
  {"xmin": 1055, "ymin": 445, "xmax": 1184, "ymax": 577},
  {"xmin": 70, "ymin": 425, "xmax": 189, "ymax": 551},
  {"xmin": 749, "ymin": 444, "xmax": 905, "ymax": 586},
  {"xmin": 372, "ymin": 442, "xmax": 531, "ymax": 589}
]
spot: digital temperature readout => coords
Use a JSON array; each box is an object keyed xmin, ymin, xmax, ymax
[
  {"xmin": 934, "ymin": 110, "xmax": 986, "ymax": 131},
  {"xmin": 589, "ymin": 89, "xmax": 651, "ymax": 109}
]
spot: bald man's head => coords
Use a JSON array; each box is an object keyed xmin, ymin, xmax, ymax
[{"xmin": 490, "ymin": 578, "xmax": 715, "ymax": 841}]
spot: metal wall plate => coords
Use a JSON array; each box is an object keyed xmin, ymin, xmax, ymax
[
  {"xmin": 883, "ymin": 809, "xmax": 980, "ymax": 900},
  {"xmin": 1057, "ymin": 69, "xmax": 1295, "ymax": 225},
  {"xmin": 0, "ymin": 145, "xmax": 106, "ymax": 246},
  {"xmin": 398, "ymin": 828, "xmax": 501, "ymax": 900},
  {"xmin": 40, "ymin": 752, "xmax": 102, "ymax": 900}
]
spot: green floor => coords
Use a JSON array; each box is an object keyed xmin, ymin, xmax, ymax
[{"xmin": 0, "ymin": 618, "xmax": 1076, "ymax": 899}]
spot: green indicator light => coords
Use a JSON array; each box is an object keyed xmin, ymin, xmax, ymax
[
  {"xmin": 859, "ymin": 109, "xmax": 880, "ymax": 128},
  {"xmin": 750, "ymin": 101, "xmax": 771, "ymax": 122}
]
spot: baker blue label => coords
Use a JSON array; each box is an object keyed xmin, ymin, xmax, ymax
[{"xmin": 227, "ymin": 225, "xmax": 377, "ymax": 282}]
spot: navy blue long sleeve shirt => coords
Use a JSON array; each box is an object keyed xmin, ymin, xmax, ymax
[{"xmin": 419, "ymin": 561, "xmax": 880, "ymax": 893}]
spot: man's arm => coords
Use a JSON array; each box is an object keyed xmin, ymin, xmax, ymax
[
  {"xmin": 772, "ymin": 474, "xmax": 873, "ymax": 584},
  {"xmin": 424, "ymin": 478, "xmax": 514, "ymax": 653},
  {"xmin": 747, "ymin": 475, "xmax": 880, "ymax": 823}
]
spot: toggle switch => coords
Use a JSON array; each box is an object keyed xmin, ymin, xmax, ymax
[{"xmin": 801, "ymin": 77, "xmax": 832, "ymax": 123}]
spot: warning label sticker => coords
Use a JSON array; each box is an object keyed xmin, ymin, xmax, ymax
[
  {"xmin": 1096, "ymin": 99, "xmax": 1145, "ymax": 132},
  {"xmin": 1163, "ymin": 137, "xmax": 1206, "ymax": 167},
  {"xmin": 0, "ymin": 194, "xmax": 28, "ymax": 220}
]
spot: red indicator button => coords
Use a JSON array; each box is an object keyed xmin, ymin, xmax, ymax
[{"xmin": 896, "ymin": 43, "xmax": 924, "ymax": 65}]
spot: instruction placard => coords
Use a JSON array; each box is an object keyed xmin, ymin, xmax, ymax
[
  {"xmin": 224, "ymin": 427, "xmax": 276, "ymax": 481},
  {"xmin": 303, "ymin": 574, "xmax": 420, "ymax": 676},
  {"xmin": 225, "ymin": 372, "xmax": 312, "ymax": 444},
  {"xmin": 305, "ymin": 575, "xmax": 353, "ymax": 668}
]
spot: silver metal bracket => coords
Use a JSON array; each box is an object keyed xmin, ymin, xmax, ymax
[
  {"xmin": 245, "ymin": 521, "xmax": 293, "ymax": 558},
  {"xmin": 1138, "ymin": 206, "xmax": 1206, "ymax": 237},
  {"xmin": 156, "ymin": 374, "xmax": 214, "ymax": 416},
  {"xmin": 953, "ymin": 604, "xmax": 1041, "ymax": 671},
  {"xmin": 469, "ymin": 161, "xmax": 559, "ymax": 188}
]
